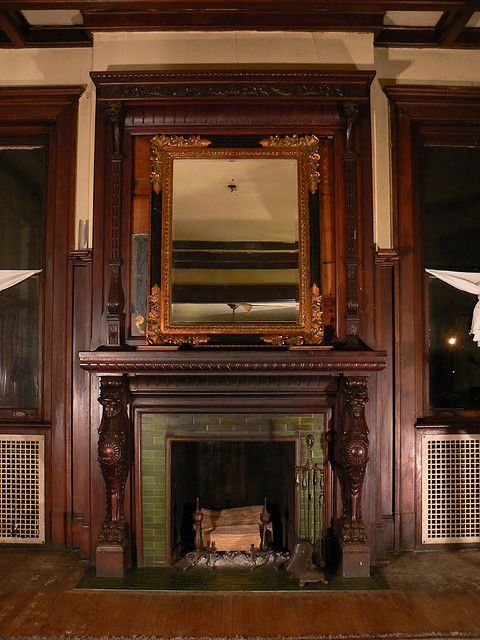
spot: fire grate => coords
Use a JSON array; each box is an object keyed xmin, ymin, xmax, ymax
[
  {"xmin": 0, "ymin": 434, "xmax": 45, "ymax": 543},
  {"xmin": 421, "ymin": 434, "xmax": 480, "ymax": 544}
]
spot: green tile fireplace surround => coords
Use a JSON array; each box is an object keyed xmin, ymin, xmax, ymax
[{"xmin": 141, "ymin": 412, "xmax": 326, "ymax": 567}]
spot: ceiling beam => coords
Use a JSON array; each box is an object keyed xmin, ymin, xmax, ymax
[
  {"xmin": 436, "ymin": 1, "xmax": 480, "ymax": 46},
  {"xmin": 456, "ymin": 26, "xmax": 480, "ymax": 45},
  {"xmin": 374, "ymin": 26, "xmax": 440, "ymax": 47},
  {"xmin": 27, "ymin": 25, "xmax": 91, "ymax": 47},
  {"xmin": 0, "ymin": 0, "xmax": 470, "ymax": 11},
  {"xmin": 82, "ymin": 9, "xmax": 384, "ymax": 31},
  {"xmin": 0, "ymin": 11, "xmax": 27, "ymax": 47}
]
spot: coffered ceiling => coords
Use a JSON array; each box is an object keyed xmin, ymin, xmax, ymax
[{"xmin": 0, "ymin": 1, "xmax": 479, "ymax": 49}]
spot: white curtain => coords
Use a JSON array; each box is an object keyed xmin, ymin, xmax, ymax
[
  {"xmin": 0, "ymin": 270, "xmax": 41, "ymax": 293},
  {"xmin": 425, "ymin": 269, "xmax": 480, "ymax": 345}
]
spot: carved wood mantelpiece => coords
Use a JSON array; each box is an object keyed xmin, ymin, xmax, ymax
[
  {"xmin": 81, "ymin": 347, "xmax": 385, "ymax": 578},
  {"xmin": 80, "ymin": 349, "xmax": 386, "ymax": 375},
  {"xmin": 87, "ymin": 70, "xmax": 382, "ymax": 578}
]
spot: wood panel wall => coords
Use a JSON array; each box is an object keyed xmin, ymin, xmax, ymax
[
  {"xmin": 385, "ymin": 85, "xmax": 480, "ymax": 551},
  {"xmin": 0, "ymin": 86, "xmax": 85, "ymax": 549}
]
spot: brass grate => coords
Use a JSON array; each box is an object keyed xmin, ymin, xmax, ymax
[
  {"xmin": 422, "ymin": 434, "xmax": 480, "ymax": 544},
  {"xmin": 0, "ymin": 435, "xmax": 45, "ymax": 543}
]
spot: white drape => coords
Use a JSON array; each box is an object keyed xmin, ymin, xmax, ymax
[
  {"xmin": 0, "ymin": 270, "xmax": 41, "ymax": 293},
  {"xmin": 425, "ymin": 269, "xmax": 480, "ymax": 345}
]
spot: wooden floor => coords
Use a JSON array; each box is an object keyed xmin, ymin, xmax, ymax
[{"xmin": 0, "ymin": 548, "xmax": 480, "ymax": 638}]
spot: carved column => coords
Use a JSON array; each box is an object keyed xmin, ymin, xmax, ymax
[
  {"xmin": 96, "ymin": 376, "xmax": 131, "ymax": 577},
  {"xmin": 105, "ymin": 102, "xmax": 125, "ymax": 347},
  {"xmin": 337, "ymin": 376, "xmax": 370, "ymax": 577},
  {"xmin": 343, "ymin": 102, "xmax": 361, "ymax": 346}
]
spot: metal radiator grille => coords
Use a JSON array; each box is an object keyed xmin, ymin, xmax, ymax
[
  {"xmin": 422, "ymin": 434, "xmax": 480, "ymax": 544},
  {"xmin": 0, "ymin": 435, "xmax": 45, "ymax": 543}
]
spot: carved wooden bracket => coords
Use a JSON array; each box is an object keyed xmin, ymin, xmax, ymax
[
  {"xmin": 337, "ymin": 376, "xmax": 369, "ymax": 545},
  {"xmin": 106, "ymin": 101, "xmax": 125, "ymax": 347},
  {"xmin": 97, "ymin": 376, "xmax": 131, "ymax": 546}
]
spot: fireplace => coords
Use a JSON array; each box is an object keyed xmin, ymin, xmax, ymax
[
  {"xmin": 140, "ymin": 412, "xmax": 326, "ymax": 567},
  {"xmin": 169, "ymin": 439, "xmax": 297, "ymax": 563}
]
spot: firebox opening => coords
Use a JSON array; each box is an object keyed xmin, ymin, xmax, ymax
[{"xmin": 169, "ymin": 439, "xmax": 296, "ymax": 564}]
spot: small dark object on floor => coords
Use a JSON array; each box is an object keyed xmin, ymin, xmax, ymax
[
  {"xmin": 287, "ymin": 541, "xmax": 328, "ymax": 587},
  {"xmin": 177, "ymin": 549, "xmax": 290, "ymax": 570}
]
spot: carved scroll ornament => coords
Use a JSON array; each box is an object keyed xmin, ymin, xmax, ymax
[
  {"xmin": 259, "ymin": 134, "xmax": 321, "ymax": 194},
  {"xmin": 150, "ymin": 134, "xmax": 212, "ymax": 193},
  {"xmin": 262, "ymin": 283, "xmax": 324, "ymax": 346},
  {"xmin": 97, "ymin": 377, "xmax": 131, "ymax": 545}
]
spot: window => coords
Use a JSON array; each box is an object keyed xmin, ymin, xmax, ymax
[
  {"xmin": 0, "ymin": 146, "xmax": 45, "ymax": 411},
  {"xmin": 421, "ymin": 146, "xmax": 480, "ymax": 409}
]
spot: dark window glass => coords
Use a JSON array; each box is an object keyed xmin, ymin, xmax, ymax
[
  {"xmin": 421, "ymin": 146, "xmax": 480, "ymax": 409},
  {"xmin": 0, "ymin": 147, "xmax": 45, "ymax": 410}
]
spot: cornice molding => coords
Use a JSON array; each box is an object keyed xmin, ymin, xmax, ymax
[{"xmin": 91, "ymin": 70, "xmax": 376, "ymax": 102}]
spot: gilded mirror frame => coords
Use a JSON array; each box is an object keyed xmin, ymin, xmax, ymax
[{"xmin": 146, "ymin": 134, "xmax": 324, "ymax": 347}]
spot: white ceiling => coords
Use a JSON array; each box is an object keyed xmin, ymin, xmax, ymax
[
  {"xmin": 21, "ymin": 10, "xmax": 84, "ymax": 26},
  {"xmin": 384, "ymin": 11, "xmax": 444, "ymax": 27},
  {"xmin": 467, "ymin": 12, "xmax": 480, "ymax": 27}
]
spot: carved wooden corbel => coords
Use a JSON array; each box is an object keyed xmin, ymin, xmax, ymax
[
  {"xmin": 97, "ymin": 376, "xmax": 131, "ymax": 547},
  {"xmin": 106, "ymin": 101, "xmax": 125, "ymax": 347},
  {"xmin": 337, "ymin": 376, "xmax": 369, "ymax": 546}
]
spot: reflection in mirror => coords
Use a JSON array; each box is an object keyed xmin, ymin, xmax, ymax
[{"xmin": 171, "ymin": 158, "xmax": 299, "ymax": 324}]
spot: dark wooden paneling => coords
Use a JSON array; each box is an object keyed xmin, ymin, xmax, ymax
[
  {"xmin": 0, "ymin": 86, "xmax": 84, "ymax": 549},
  {"xmin": 70, "ymin": 250, "xmax": 93, "ymax": 557},
  {"xmin": 373, "ymin": 249, "xmax": 398, "ymax": 558},
  {"xmin": 385, "ymin": 84, "xmax": 480, "ymax": 551}
]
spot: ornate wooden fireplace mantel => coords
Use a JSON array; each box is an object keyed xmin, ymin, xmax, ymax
[
  {"xmin": 82, "ymin": 69, "xmax": 385, "ymax": 579},
  {"xmin": 80, "ymin": 348, "xmax": 385, "ymax": 578}
]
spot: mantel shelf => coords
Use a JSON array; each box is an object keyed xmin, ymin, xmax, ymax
[{"xmin": 79, "ymin": 347, "xmax": 386, "ymax": 376}]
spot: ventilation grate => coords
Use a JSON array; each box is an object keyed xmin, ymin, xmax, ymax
[
  {"xmin": 422, "ymin": 434, "xmax": 480, "ymax": 544},
  {"xmin": 0, "ymin": 435, "xmax": 45, "ymax": 543}
]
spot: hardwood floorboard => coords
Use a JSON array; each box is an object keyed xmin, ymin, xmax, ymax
[
  {"xmin": 1, "ymin": 589, "xmax": 480, "ymax": 637},
  {"xmin": 1, "ymin": 549, "xmax": 480, "ymax": 637}
]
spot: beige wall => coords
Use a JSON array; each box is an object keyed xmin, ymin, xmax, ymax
[{"xmin": 1, "ymin": 34, "xmax": 480, "ymax": 249}]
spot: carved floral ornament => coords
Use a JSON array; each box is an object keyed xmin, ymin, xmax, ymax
[
  {"xmin": 150, "ymin": 133, "xmax": 321, "ymax": 194},
  {"xmin": 259, "ymin": 134, "xmax": 321, "ymax": 195},
  {"xmin": 150, "ymin": 134, "xmax": 212, "ymax": 194}
]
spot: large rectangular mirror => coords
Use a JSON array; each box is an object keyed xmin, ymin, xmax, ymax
[{"xmin": 147, "ymin": 135, "xmax": 323, "ymax": 347}]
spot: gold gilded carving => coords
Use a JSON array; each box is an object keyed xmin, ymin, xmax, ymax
[
  {"xmin": 150, "ymin": 134, "xmax": 212, "ymax": 193},
  {"xmin": 306, "ymin": 283, "xmax": 324, "ymax": 345},
  {"xmin": 146, "ymin": 137, "xmax": 324, "ymax": 347},
  {"xmin": 262, "ymin": 284, "xmax": 323, "ymax": 347},
  {"xmin": 147, "ymin": 285, "xmax": 209, "ymax": 346},
  {"xmin": 146, "ymin": 285, "xmax": 162, "ymax": 345},
  {"xmin": 259, "ymin": 134, "xmax": 321, "ymax": 194}
]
